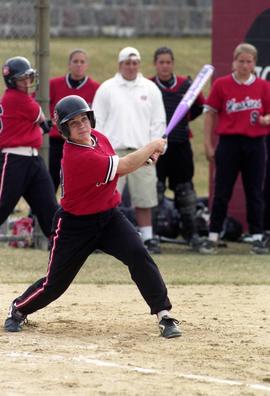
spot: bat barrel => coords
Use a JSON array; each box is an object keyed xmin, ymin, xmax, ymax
[{"xmin": 165, "ymin": 64, "xmax": 215, "ymax": 136}]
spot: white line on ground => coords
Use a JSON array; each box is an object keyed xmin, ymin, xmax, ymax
[{"xmin": 3, "ymin": 351, "xmax": 270, "ymax": 393}]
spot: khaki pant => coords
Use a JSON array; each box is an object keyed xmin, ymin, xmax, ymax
[{"xmin": 117, "ymin": 149, "xmax": 158, "ymax": 208}]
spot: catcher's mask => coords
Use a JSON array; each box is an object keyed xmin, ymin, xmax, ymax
[
  {"xmin": 2, "ymin": 56, "xmax": 37, "ymax": 89},
  {"xmin": 54, "ymin": 95, "xmax": 96, "ymax": 139}
]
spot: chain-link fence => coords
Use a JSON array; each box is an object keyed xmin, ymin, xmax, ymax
[{"xmin": 0, "ymin": 0, "xmax": 37, "ymax": 92}]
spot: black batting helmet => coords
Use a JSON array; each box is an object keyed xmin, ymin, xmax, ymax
[
  {"xmin": 54, "ymin": 95, "xmax": 96, "ymax": 139},
  {"xmin": 2, "ymin": 56, "xmax": 36, "ymax": 89}
]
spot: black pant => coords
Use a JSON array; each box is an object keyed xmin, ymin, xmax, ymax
[
  {"xmin": 156, "ymin": 140, "xmax": 194, "ymax": 190},
  {"xmin": 210, "ymin": 135, "xmax": 266, "ymax": 234},
  {"xmin": 49, "ymin": 137, "xmax": 65, "ymax": 193},
  {"xmin": 15, "ymin": 207, "xmax": 172, "ymax": 316},
  {"xmin": 0, "ymin": 153, "xmax": 58, "ymax": 237}
]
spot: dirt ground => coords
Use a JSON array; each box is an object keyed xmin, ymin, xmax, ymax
[{"xmin": 1, "ymin": 284, "xmax": 270, "ymax": 396}]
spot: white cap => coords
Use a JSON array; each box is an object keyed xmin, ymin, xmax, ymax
[{"xmin": 118, "ymin": 47, "xmax": 141, "ymax": 63}]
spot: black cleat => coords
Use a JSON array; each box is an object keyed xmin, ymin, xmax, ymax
[
  {"xmin": 196, "ymin": 239, "xmax": 218, "ymax": 255},
  {"xmin": 4, "ymin": 304, "xmax": 27, "ymax": 332},
  {"xmin": 158, "ymin": 315, "xmax": 181, "ymax": 339}
]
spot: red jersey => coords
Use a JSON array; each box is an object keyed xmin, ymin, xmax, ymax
[
  {"xmin": 60, "ymin": 130, "xmax": 121, "ymax": 215},
  {"xmin": 49, "ymin": 75, "xmax": 100, "ymax": 139},
  {"xmin": 206, "ymin": 74, "xmax": 270, "ymax": 137},
  {"xmin": 0, "ymin": 88, "xmax": 42, "ymax": 149}
]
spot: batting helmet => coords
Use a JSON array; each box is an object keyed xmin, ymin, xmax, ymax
[
  {"xmin": 54, "ymin": 95, "xmax": 96, "ymax": 139},
  {"xmin": 2, "ymin": 56, "xmax": 36, "ymax": 89}
]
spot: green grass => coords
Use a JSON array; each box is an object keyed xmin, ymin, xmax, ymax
[
  {"xmin": 1, "ymin": 243, "xmax": 270, "ymax": 285},
  {"xmin": 1, "ymin": 37, "xmax": 266, "ymax": 287},
  {"xmin": 3, "ymin": 37, "xmax": 262, "ymax": 288},
  {"xmin": 0, "ymin": 37, "xmax": 211, "ymax": 91},
  {"xmin": 0, "ymin": 36, "xmax": 210, "ymax": 196}
]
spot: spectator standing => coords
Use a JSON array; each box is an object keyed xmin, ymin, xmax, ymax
[
  {"xmin": 0, "ymin": 56, "xmax": 58, "ymax": 239},
  {"xmin": 150, "ymin": 46, "xmax": 206, "ymax": 251},
  {"xmin": 92, "ymin": 47, "xmax": 166, "ymax": 254},
  {"xmin": 203, "ymin": 43, "xmax": 270, "ymax": 254},
  {"xmin": 49, "ymin": 49, "xmax": 100, "ymax": 192},
  {"xmin": 4, "ymin": 95, "xmax": 181, "ymax": 339}
]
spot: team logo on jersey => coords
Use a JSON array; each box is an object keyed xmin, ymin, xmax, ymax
[
  {"xmin": 250, "ymin": 110, "xmax": 259, "ymax": 125},
  {"xmin": 226, "ymin": 97, "xmax": 262, "ymax": 113},
  {"xmin": 2, "ymin": 65, "xmax": 10, "ymax": 76}
]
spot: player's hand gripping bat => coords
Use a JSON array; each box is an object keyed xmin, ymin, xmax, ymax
[{"xmin": 147, "ymin": 64, "xmax": 215, "ymax": 164}]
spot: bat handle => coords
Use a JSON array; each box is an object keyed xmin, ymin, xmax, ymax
[{"xmin": 146, "ymin": 135, "xmax": 168, "ymax": 165}]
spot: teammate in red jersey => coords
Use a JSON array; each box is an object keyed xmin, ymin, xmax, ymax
[
  {"xmin": 0, "ymin": 56, "xmax": 58, "ymax": 239},
  {"xmin": 4, "ymin": 95, "xmax": 181, "ymax": 339},
  {"xmin": 49, "ymin": 49, "xmax": 100, "ymax": 192},
  {"xmin": 203, "ymin": 43, "xmax": 270, "ymax": 254},
  {"xmin": 150, "ymin": 47, "xmax": 205, "ymax": 251}
]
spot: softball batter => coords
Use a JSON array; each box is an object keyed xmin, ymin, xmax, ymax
[{"xmin": 4, "ymin": 95, "xmax": 181, "ymax": 339}]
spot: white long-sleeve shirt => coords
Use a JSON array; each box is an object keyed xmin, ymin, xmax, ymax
[{"xmin": 92, "ymin": 72, "xmax": 166, "ymax": 150}]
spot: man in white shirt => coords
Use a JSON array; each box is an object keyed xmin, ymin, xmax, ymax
[{"xmin": 93, "ymin": 47, "xmax": 166, "ymax": 253}]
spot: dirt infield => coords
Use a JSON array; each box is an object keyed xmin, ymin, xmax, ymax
[{"xmin": 1, "ymin": 284, "xmax": 270, "ymax": 396}]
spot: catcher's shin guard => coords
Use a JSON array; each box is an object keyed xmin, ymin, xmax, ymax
[
  {"xmin": 175, "ymin": 182, "xmax": 197, "ymax": 240},
  {"xmin": 157, "ymin": 180, "xmax": 166, "ymax": 204}
]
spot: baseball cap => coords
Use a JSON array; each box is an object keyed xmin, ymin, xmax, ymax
[{"xmin": 118, "ymin": 47, "xmax": 141, "ymax": 63}]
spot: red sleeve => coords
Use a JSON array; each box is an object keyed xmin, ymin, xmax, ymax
[
  {"xmin": 16, "ymin": 94, "xmax": 41, "ymax": 122},
  {"xmin": 205, "ymin": 78, "xmax": 223, "ymax": 112}
]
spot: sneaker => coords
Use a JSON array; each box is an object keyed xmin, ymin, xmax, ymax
[
  {"xmin": 241, "ymin": 234, "xmax": 263, "ymax": 243},
  {"xmin": 195, "ymin": 239, "xmax": 218, "ymax": 254},
  {"xmin": 4, "ymin": 303, "xmax": 27, "ymax": 332},
  {"xmin": 158, "ymin": 315, "xmax": 181, "ymax": 338},
  {"xmin": 188, "ymin": 235, "xmax": 217, "ymax": 253},
  {"xmin": 144, "ymin": 238, "xmax": 161, "ymax": 254},
  {"xmin": 251, "ymin": 238, "xmax": 270, "ymax": 255}
]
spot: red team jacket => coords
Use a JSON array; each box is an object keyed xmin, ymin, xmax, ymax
[
  {"xmin": 206, "ymin": 74, "xmax": 270, "ymax": 137},
  {"xmin": 0, "ymin": 89, "xmax": 42, "ymax": 149},
  {"xmin": 60, "ymin": 130, "xmax": 121, "ymax": 215},
  {"xmin": 49, "ymin": 75, "xmax": 100, "ymax": 139}
]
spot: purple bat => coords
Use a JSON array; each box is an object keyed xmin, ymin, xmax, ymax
[
  {"xmin": 146, "ymin": 64, "xmax": 214, "ymax": 164},
  {"xmin": 164, "ymin": 64, "xmax": 215, "ymax": 137}
]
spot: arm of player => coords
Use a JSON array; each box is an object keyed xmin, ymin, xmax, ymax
[
  {"xmin": 117, "ymin": 138, "xmax": 167, "ymax": 176},
  {"xmin": 189, "ymin": 92, "xmax": 205, "ymax": 121},
  {"xmin": 203, "ymin": 108, "xmax": 217, "ymax": 162},
  {"xmin": 36, "ymin": 108, "xmax": 52, "ymax": 134}
]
